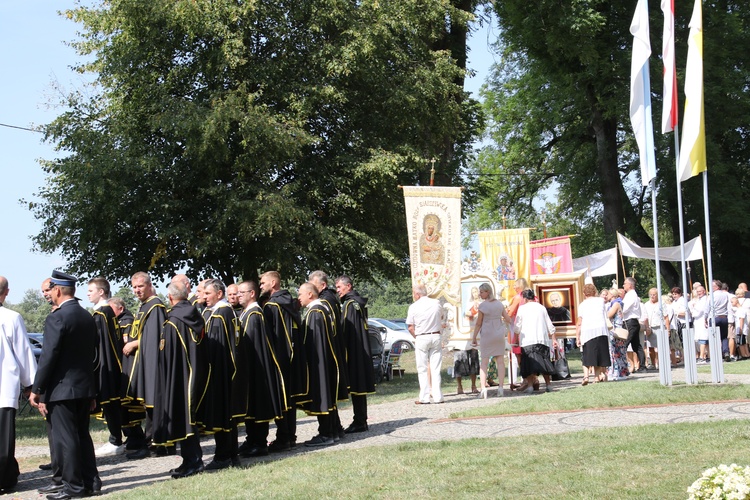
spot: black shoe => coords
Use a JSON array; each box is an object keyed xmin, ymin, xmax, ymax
[
  {"xmin": 304, "ymin": 435, "xmax": 334, "ymax": 447},
  {"xmin": 39, "ymin": 463, "xmax": 53, "ymax": 471},
  {"xmin": 344, "ymin": 423, "xmax": 368, "ymax": 434},
  {"xmin": 46, "ymin": 491, "xmax": 85, "ymax": 500},
  {"xmin": 204, "ymin": 458, "xmax": 232, "ymax": 471},
  {"xmin": 171, "ymin": 462, "xmax": 204, "ymax": 479},
  {"xmin": 0, "ymin": 486, "xmax": 15, "ymax": 495},
  {"xmin": 39, "ymin": 483, "xmax": 64, "ymax": 494},
  {"xmin": 240, "ymin": 446, "xmax": 269, "ymax": 458},
  {"xmin": 154, "ymin": 446, "xmax": 176, "ymax": 456},
  {"xmin": 237, "ymin": 441, "xmax": 253, "ymax": 454},
  {"xmin": 267, "ymin": 440, "xmax": 291, "ymax": 453},
  {"xmin": 231, "ymin": 457, "xmax": 242, "ymax": 468},
  {"xmin": 126, "ymin": 448, "xmax": 150, "ymax": 460},
  {"xmin": 85, "ymin": 476, "xmax": 102, "ymax": 496},
  {"xmin": 169, "ymin": 462, "xmax": 186, "ymax": 475}
]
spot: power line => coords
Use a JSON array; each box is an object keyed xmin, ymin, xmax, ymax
[{"xmin": 0, "ymin": 122, "xmax": 42, "ymax": 133}]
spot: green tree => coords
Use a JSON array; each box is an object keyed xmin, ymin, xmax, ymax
[
  {"xmin": 6, "ymin": 289, "xmax": 52, "ymax": 333},
  {"xmin": 30, "ymin": 0, "xmax": 482, "ymax": 287},
  {"xmin": 467, "ymin": 1, "xmax": 750, "ymax": 287},
  {"xmin": 113, "ymin": 286, "xmax": 138, "ymax": 312}
]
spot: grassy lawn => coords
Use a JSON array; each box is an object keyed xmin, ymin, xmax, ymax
[{"xmin": 110, "ymin": 419, "xmax": 750, "ymax": 499}]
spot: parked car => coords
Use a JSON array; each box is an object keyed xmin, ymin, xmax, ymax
[
  {"xmin": 368, "ymin": 318, "xmax": 413, "ymax": 352},
  {"xmin": 387, "ymin": 318, "xmax": 408, "ymax": 331},
  {"xmin": 27, "ymin": 332, "xmax": 43, "ymax": 361}
]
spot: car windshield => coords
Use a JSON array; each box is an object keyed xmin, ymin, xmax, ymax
[{"xmin": 373, "ymin": 318, "xmax": 406, "ymax": 331}]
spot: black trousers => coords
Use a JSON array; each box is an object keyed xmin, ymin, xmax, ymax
[
  {"xmin": 47, "ymin": 399, "xmax": 99, "ymax": 496},
  {"xmin": 275, "ymin": 408, "xmax": 297, "ymax": 444},
  {"xmin": 247, "ymin": 421, "xmax": 270, "ymax": 448},
  {"xmin": 213, "ymin": 425, "xmax": 237, "ymax": 462},
  {"xmin": 625, "ymin": 318, "xmax": 645, "ymax": 367},
  {"xmin": 101, "ymin": 401, "xmax": 122, "ymax": 446},
  {"xmin": 0, "ymin": 408, "xmax": 18, "ymax": 490},
  {"xmin": 179, "ymin": 433, "xmax": 202, "ymax": 467},
  {"xmin": 351, "ymin": 395, "xmax": 368, "ymax": 426},
  {"xmin": 316, "ymin": 413, "xmax": 333, "ymax": 438}
]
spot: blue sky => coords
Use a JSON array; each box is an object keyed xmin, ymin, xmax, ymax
[{"xmin": 0, "ymin": 2, "xmax": 497, "ymax": 301}]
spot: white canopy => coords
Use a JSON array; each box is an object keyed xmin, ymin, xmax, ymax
[
  {"xmin": 616, "ymin": 232, "xmax": 704, "ymax": 262},
  {"xmin": 572, "ymin": 247, "xmax": 618, "ymax": 277}
]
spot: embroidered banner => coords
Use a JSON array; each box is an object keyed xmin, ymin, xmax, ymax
[
  {"xmin": 530, "ymin": 236, "xmax": 573, "ymax": 275},
  {"xmin": 403, "ymin": 186, "xmax": 462, "ymax": 304},
  {"xmin": 477, "ymin": 228, "xmax": 530, "ymax": 302}
]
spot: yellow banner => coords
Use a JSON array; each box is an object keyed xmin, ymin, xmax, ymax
[{"xmin": 478, "ymin": 228, "xmax": 530, "ymax": 301}]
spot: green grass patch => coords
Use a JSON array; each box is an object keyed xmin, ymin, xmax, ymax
[{"xmin": 109, "ymin": 419, "xmax": 750, "ymax": 499}]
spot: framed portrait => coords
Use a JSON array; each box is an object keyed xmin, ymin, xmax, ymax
[
  {"xmin": 531, "ymin": 270, "xmax": 586, "ymax": 338},
  {"xmin": 459, "ymin": 277, "xmax": 494, "ymax": 332}
]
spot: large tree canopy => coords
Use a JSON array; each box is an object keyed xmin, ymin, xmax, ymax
[
  {"xmin": 31, "ymin": 0, "xmax": 481, "ymax": 284},
  {"xmin": 467, "ymin": 0, "xmax": 750, "ymax": 287}
]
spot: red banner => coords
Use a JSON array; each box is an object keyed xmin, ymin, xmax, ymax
[{"xmin": 530, "ymin": 236, "xmax": 573, "ymax": 275}]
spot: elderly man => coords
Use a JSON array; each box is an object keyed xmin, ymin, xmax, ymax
[
  {"xmin": 0, "ymin": 277, "xmax": 37, "ymax": 494},
  {"xmin": 226, "ymin": 284, "xmax": 243, "ymax": 315},
  {"xmin": 708, "ymin": 279, "xmax": 731, "ymax": 360},
  {"xmin": 643, "ymin": 288, "xmax": 670, "ymax": 370},
  {"xmin": 621, "ymin": 277, "xmax": 645, "ymax": 373},
  {"xmin": 406, "ymin": 284, "xmax": 444, "ymax": 404},
  {"xmin": 335, "ymin": 275, "xmax": 372, "ymax": 433},
  {"xmin": 153, "ymin": 281, "xmax": 205, "ymax": 479},
  {"xmin": 30, "ymin": 271, "xmax": 100, "ymax": 499},
  {"xmin": 171, "ymin": 273, "xmax": 198, "ymax": 307}
]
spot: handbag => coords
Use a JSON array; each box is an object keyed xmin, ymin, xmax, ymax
[
  {"xmin": 551, "ymin": 348, "xmax": 571, "ymax": 381},
  {"xmin": 613, "ymin": 327, "xmax": 629, "ymax": 340}
]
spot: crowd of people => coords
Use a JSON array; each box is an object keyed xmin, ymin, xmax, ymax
[{"xmin": 0, "ymin": 269, "xmax": 377, "ymax": 498}]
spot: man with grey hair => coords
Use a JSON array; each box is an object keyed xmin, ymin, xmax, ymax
[
  {"xmin": 406, "ymin": 284, "xmax": 444, "ymax": 404},
  {"xmin": 124, "ymin": 271, "xmax": 167, "ymax": 459},
  {"xmin": 0, "ymin": 277, "xmax": 37, "ymax": 493},
  {"xmin": 153, "ymin": 281, "xmax": 205, "ymax": 479},
  {"xmin": 196, "ymin": 279, "xmax": 240, "ymax": 470},
  {"xmin": 171, "ymin": 274, "xmax": 198, "ymax": 307},
  {"xmin": 621, "ymin": 277, "xmax": 645, "ymax": 373}
]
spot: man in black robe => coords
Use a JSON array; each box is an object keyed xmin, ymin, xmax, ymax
[
  {"xmin": 123, "ymin": 272, "xmax": 167, "ymax": 459},
  {"xmin": 195, "ymin": 279, "xmax": 239, "ymax": 470},
  {"xmin": 336, "ymin": 275, "xmax": 375, "ymax": 433},
  {"xmin": 260, "ymin": 271, "xmax": 304, "ymax": 452},
  {"xmin": 86, "ymin": 277, "xmax": 125, "ymax": 458},
  {"xmin": 107, "ymin": 296, "xmax": 146, "ymax": 452},
  {"xmin": 298, "ymin": 283, "xmax": 339, "ymax": 447},
  {"xmin": 153, "ymin": 281, "xmax": 205, "ymax": 479},
  {"xmin": 309, "ymin": 271, "xmax": 348, "ymax": 440},
  {"xmin": 171, "ymin": 274, "xmax": 199, "ymax": 308},
  {"xmin": 236, "ymin": 280, "xmax": 286, "ymax": 457}
]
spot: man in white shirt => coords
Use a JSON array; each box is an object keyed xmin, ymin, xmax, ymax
[
  {"xmin": 406, "ymin": 284, "xmax": 444, "ymax": 404},
  {"xmin": 621, "ymin": 277, "xmax": 646, "ymax": 373},
  {"xmin": 0, "ymin": 277, "xmax": 37, "ymax": 493}
]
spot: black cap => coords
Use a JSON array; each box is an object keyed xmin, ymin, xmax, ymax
[{"xmin": 50, "ymin": 270, "xmax": 77, "ymax": 287}]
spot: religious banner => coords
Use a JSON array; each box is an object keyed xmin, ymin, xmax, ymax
[
  {"xmin": 477, "ymin": 228, "xmax": 530, "ymax": 302},
  {"xmin": 403, "ymin": 186, "xmax": 462, "ymax": 304},
  {"xmin": 530, "ymin": 236, "xmax": 573, "ymax": 275}
]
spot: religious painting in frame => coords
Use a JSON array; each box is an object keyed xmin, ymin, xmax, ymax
[
  {"xmin": 530, "ymin": 270, "xmax": 586, "ymax": 338},
  {"xmin": 458, "ymin": 277, "xmax": 494, "ymax": 334}
]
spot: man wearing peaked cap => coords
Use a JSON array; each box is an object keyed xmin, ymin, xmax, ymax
[{"xmin": 30, "ymin": 270, "xmax": 101, "ymax": 499}]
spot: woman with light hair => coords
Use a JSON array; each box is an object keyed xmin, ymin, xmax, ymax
[
  {"xmin": 606, "ymin": 288, "xmax": 629, "ymax": 380},
  {"xmin": 471, "ymin": 283, "xmax": 512, "ymax": 398},
  {"xmin": 576, "ymin": 284, "xmax": 611, "ymax": 384}
]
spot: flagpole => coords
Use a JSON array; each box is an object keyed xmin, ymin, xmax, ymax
[
  {"xmin": 674, "ymin": 123, "xmax": 698, "ymax": 383},
  {"xmin": 703, "ymin": 172, "xmax": 724, "ymax": 383},
  {"xmin": 651, "ymin": 179, "xmax": 671, "ymax": 385}
]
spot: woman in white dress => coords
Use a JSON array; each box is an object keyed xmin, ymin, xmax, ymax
[
  {"xmin": 514, "ymin": 289, "xmax": 558, "ymax": 393},
  {"xmin": 575, "ymin": 284, "xmax": 611, "ymax": 384},
  {"xmin": 471, "ymin": 283, "xmax": 512, "ymax": 398},
  {"xmin": 690, "ymin": 286, "xmax": 709, "ymax": 363}
]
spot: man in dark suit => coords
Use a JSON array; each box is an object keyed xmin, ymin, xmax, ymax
[{"xmin": 30, "ymin": 271, "xmax": 100, "ymax": 500}]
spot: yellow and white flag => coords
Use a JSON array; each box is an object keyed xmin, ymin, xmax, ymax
[
  {"xmin": 477, "ymin": 228, "xmax": 530, "ymax": 302},
  {"xmin": 678, "ymin": 0, "xmax": 707, "ymax": 182}
]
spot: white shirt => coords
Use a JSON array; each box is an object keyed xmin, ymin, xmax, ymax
[
  {"xmin": 643, "ymin": 300, "xmax": 669, "ymax": 330},
  {"xmin": 672, "ymin": 296, "xmax": 688, "ymax": 325},
  {"xmin": 0, "ymin": 305, "xmax": 37, "ymax": 409},
  {"xmin": 707, "ymin": 290, "xmax": 729, "ymax": 316},
  {"xmin": 514, "ymin": 301, "xmax": 555, "ymax": 347},
  {"xmin": 406, "ymin": 296, "xmax": 443, "ymax": 335},
  {"xmin": 622, "ymin": 289, "xmax": 641, "ymax": 321}
]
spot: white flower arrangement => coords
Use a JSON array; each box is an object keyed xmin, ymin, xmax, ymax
[{"xmin": 687, "ymin": 464, "xmax": 750, "ymax": 500}]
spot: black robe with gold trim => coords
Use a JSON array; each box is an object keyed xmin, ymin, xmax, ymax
[
  {"xmin": 341, "ymin": 291, "xmax": 375, "ymax": 395},
  {"xmin": 116, "ymin": 308, "xmax": 145, "ymax": 425},
  {"xmin": 299, "ymin": 302, "xmax": 338, "ymax": 415},
  {"xmin": 240, "ymin": 303, "xmax": 286, "ymax": 422},
  {"xmin": 319, "ymin": 288, "xmax": 349, "ymax": 401},
  {"xmin": 92, "ymin": 304, "xmax": 123, "ymax": 405},
  {"xmin": 194, "ymin": 301, "xmax": 237, "ymax": 432},
  {"xmin": 263, "ymin": 290, "xmax": 306, "ymax": 404},
  {"xmin": 152, "ymin": 300, "xmax": 205, "ymax": 445},
  {"xmin": 126, "ymin": 296, "xmax": 167, "ymax": 408}
]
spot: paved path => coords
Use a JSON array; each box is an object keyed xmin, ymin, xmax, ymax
[{"xmin": 6, "ymin": 368, "xmax": 750, "ymax": 498}]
